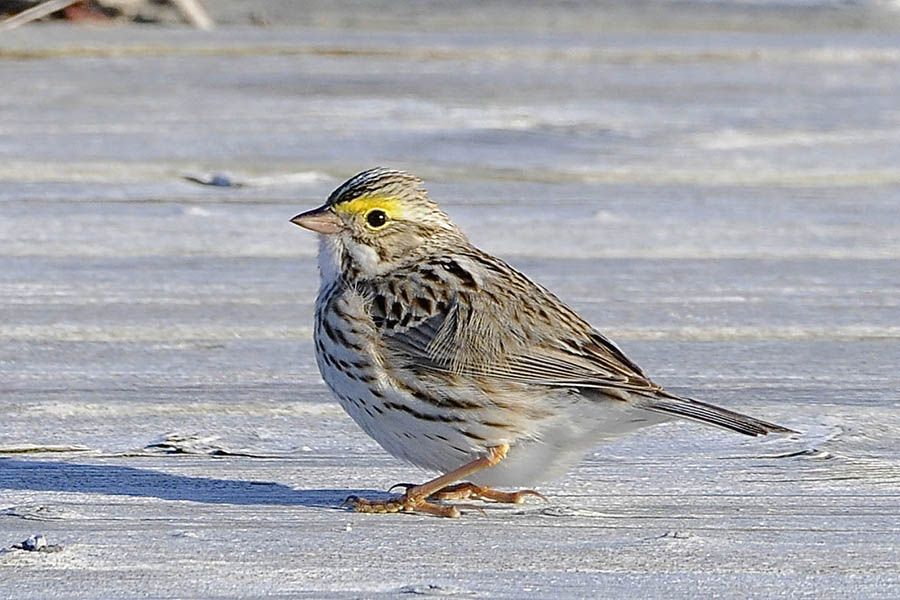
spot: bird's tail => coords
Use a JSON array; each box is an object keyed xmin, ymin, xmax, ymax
[{"xmin": 634, "ymin": 391, "xmax": 797, "ymax": 437}]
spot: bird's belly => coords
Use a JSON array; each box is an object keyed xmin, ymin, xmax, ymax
[
  {"xmin": 313, "ymin": 286, "xmax": 488, "ymax": 474},
  {"xmin": 314, "ymin": 326, "xmax": 487, "ymax": 475},
  {"xmin": 468, "ymin": 396, "xmax": 672, "ymax": 487},
  {"xmin": 318, "ymin": 328, "xmax": 670, "ymax": 486},
  {"xmin": 317, "ymin": 358, "xmax": 483, "ymax": 474},
  {"xmin": 313, "ymin": 287, "xmax": 670, "ymax": 487}
]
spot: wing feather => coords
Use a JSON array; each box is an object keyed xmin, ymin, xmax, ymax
[
  {"xmin": 363, "ymin": 250, "xmax": 794, "ymax": 437},
  {"xmin": 369, "ymin": 252, "xmax": 656, "ymax": 395}
]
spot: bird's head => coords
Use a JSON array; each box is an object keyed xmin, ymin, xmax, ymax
[{"xmin": 291, "ymin": 168, "xmax": 465, "ymax": 279}]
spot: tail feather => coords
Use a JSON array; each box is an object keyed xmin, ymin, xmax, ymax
[{"xmin": 636, "ymin": 391, "xmax": 797, "ymax": 437}]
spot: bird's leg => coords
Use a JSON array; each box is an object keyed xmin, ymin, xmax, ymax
[
  {"xmin": 346, "ymin": 443, "xmax": 512, "ymax": 518},
  {"xmin": 428, "ymin": 482, "xmax": 547, "ymax": 504}
]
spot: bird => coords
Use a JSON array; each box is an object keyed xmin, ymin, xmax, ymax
[{"xmin": 290, "ymin": 167, "xmax": 795, "ymax": 517}]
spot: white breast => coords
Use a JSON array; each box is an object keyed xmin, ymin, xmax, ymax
[
  {"xmin": 314, "ymin": 283, "xmax": 485, "ymax": 474},
  {"xmin": 311, "ymin": 258, "xmax": 671, "ymax": 487}
]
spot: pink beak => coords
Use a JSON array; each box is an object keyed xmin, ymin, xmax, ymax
[{"xmin": 290, "ymin": 206, "xmax": 344, "ymax": 234}]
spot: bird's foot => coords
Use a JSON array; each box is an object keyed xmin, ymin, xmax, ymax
[
  {"xmin": 343, "ymin": 492, "xmax": 462, "ymax": 518},
  {"xmin": 344, "ymin": 444, "xmax": 535, "ymax": 518},
  {"xmin": 428, "ymin": 482, "xmax": 548, "ymax": 504}
]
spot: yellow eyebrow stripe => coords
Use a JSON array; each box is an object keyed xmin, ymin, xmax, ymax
[{"xmin": 335, "ymin": 195, "xmax": 403, "ymax": 218}]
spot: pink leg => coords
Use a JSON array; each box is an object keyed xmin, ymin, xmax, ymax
[{"xmin": 429, "ymin": 482, "xmax": 547, "ymax": 504}]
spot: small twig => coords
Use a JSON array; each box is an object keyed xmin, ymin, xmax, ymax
[
  {"xmin": 0, "ymin": 0, "xmax": 82, "ymax": 32},
  {"xmin": 169, "ymin": 0, "xmax": 213, "ymax": 30}
]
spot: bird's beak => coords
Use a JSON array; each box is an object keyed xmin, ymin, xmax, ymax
[{"xmin": 290, "ymin": 206, "xmax": 344, "ymax": 234}]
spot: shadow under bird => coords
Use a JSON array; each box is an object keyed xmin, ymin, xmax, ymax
[{"xmin": 291, "ymin": 168, "xmax": 795, "ymax": 517}]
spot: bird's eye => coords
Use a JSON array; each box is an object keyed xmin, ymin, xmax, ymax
[{"xmin": 365, "ymin": 209, "xmax": 388, "ymax": 229}]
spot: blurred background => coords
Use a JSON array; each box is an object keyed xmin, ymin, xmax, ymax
[{"xmin": 1, "ymin": 1, "xmax": 899, "ymax": 596}]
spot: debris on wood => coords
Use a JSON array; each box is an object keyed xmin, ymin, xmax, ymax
[
  {"xmin": 0, "ymin": 0, "xmax": 213, "ymax": 30},
  {"xmin": 8, "ymin": 534, "xmax": 64, "ymax": 553}
]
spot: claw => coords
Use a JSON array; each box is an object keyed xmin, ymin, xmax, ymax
[
  {"xmin": 387, "ymin": 482, "xmax": 416, "ymax": 493},
  {"xmin": 511, "ymin": 489, "xmax": 549, "ymax": 504}
]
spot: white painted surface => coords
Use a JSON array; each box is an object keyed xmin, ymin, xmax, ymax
[{"xmin": 1, "ymin": 9, "xmax": 899, "ymax": 598}]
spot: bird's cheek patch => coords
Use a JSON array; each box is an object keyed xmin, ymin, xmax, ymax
[{"xmin": 347, "ymin": 241, "xmax": 383, "ymax": 272}]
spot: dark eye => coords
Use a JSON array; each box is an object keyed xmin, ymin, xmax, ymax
[{"xmin": 365, "ymin": 209, "xmax": 388, "ymax": 229}]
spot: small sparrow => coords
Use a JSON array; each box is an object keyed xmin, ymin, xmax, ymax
[{"xmin": 291, "ymin": 168, "xmax": 794, "ymax": 517}]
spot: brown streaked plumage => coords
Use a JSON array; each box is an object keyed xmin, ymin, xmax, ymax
[{"xmin": 291, "ymin": 167, "xmax": 795, "ymax": 517}]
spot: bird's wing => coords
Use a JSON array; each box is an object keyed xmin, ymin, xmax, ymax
[
  {"xmin": 367, "ymin": 251, "xmax": 794, "ymax": 437},
  {"xmin": 367, "ymin": 252, "xmax": 658, "ymax": 395}
]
